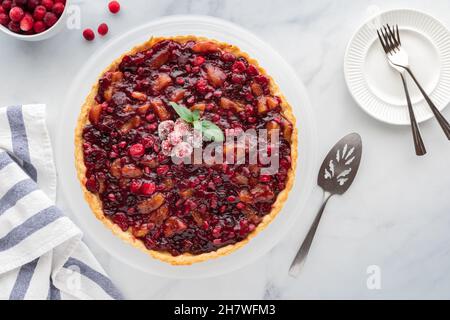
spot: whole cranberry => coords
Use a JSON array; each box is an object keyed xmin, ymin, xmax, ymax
[
  {"xmin": 231, "ymin": 74, "xmax": 245, "ymax": 84},
  {"xmin": 156, "ymin": 165, "xmax": 169, "ymax": 176},
  {"xmin": 97, "ymin": 22, "xmax": 108, "ymax": 36},
  {"xmin": 33, "ymin": 5, "xmax": 46, "ymax": 21},
  {"xmin": 33, "ymin": 20, "xmax": 46, "ymax": 33},
  {"xmin": 221, "ymin": 52, "xmax": 236, "ymax": 62},
  {"xmin": 9, "ymin": 6, "xmax": 24, "ymax": 22},
  {"xmin": 43, "ymin": 11, "xmax": 57, "ymax": 27},
  {"xmin": 195, "ymin": 78, "xmax": 208, "ymax": 93},
  {"xmin": 82, "ymin": 28, "xmax": 95, "ymax": 41},
  {"xmin": 129, "ymin": 179, "xmax": 142, "ymax": 194},
  {"xmin": 246, "ymin": 65, "xmax": 259, "ymax": 76},
  {"xmin": 255, "ymin": 74, "xmax": 269, "ymax": 85},
  {"xmin": 175, "ymin": 77, "xmax": 184, "ymax": 85},
  {"xmin": 129, "ymin": 143, "xmax": 145, "ymax": 157},
  {"xmin": 52, "ymin": 2, "xmax": 64, "ymax": 16},
  {"xmin": 2, "ymin": 0, "xmax": 12, "ymax": 12},
  {"xmin": 7, "ymin": 20, "xmax": 20, "ymax": 32},
  {"xmin": 19, "ymin": 13, "xmax": 33, "ymax": 32},
  {"xmin": 192, "ymin": 56, "xmax": 205, "ymax": 66},
  {"xmin": 41, "ymin": 0, "xmax": 54, "ymax": 10},
  {"xmin": 236, "ymin": 202, "xmax": 245, "ymax": 210},
  {"xmin": 13, "ymin": 0, "xmax": 27, "ymax": 7},
  {"xmin": 232, "ymin": 61, "xmax": 246, "ymax": 73},
  {"xmin": 27, "ymin": 0, "xmax": 40, "ymax": 11},
  {"xmin": 108, "ymin": 1, "xmax": 120, "ymax": 14},
  {"xmin": 0, "ymin": 13, "xmax": 9, "ymax": 26},
  {"xmin": 140, "ymin": 182, "xmax": 156, "ymax": 195}
]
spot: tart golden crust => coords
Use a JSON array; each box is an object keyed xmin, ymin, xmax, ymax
[{"xmin": 75, "ymin": 35, "xmax": 297, "ymax": 265}]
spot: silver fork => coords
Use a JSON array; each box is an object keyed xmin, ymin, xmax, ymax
[
  {"xmin": 379, "ymin": 25, "xmax": 450, "ymax": 142},
  {"xmin": 377, "ymin": 25, "xmax": 426, "ymax": 156}
]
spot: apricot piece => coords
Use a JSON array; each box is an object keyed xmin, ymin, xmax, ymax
[
  {"xmin": 137, "ymin": 193, "xmax": 166, "ymax": 214},
  {"xmin": 89, "ymin": 104, "xmax": 103, "ymax": 125},
  {"xmin": 121, "ymin": 164, "xmax": 143, "ymax": 178},
  {"xmin": 192, "ymin": 41, "xmax": 219, "ymax": 53}
]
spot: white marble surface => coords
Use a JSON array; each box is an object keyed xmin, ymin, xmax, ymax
[{"xmin": 2, "ymin": 0, "xmax": 450, "ymax": 299}]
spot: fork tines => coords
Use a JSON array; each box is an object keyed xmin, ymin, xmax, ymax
[{"xmin": 377, "ymin": 24, "xmax": 400, "ymax": 53}]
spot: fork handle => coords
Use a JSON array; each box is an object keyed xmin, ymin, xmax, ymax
[
  {"xmin": 405, "ymin": 67, "xmax": 450, "ymax": 140},
  {"xmin": 400, "ymin": 73, "xmax": 427, "ymax": 156}
]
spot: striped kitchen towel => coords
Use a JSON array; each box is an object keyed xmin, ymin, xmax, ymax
[{"xmin": 0, "ymin": 104, "xmax": 123, "ymax": 300}]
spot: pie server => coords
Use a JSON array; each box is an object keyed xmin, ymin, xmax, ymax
[{"xmin": 289, "ymin": 132, "xmax": 362, "ymax": 277}]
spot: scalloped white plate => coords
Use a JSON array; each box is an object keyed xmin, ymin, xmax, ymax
[
  {"xmin": 54, "ymin": 15, "xmax": 317, "ymax": 278},
  {"xmin": 344, "ymin": 9, "xmax": 450, "ymax": 125}
]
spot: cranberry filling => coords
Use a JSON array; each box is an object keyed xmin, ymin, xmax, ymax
[{"xmin": 82, "ymin": 39, "xmax": 294, "ymax": 256}]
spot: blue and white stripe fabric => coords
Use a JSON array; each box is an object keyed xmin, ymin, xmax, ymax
[{"xmin": 0, "ymin": 105, "xmax": 122, "ymax": 300}]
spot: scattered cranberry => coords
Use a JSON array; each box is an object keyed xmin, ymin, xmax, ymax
[
  {"xmin": 33, "ymin": 5, "xmax": 46, "ymax": 20},
  {"xmin": 41, "ymin": 0, "xmax": 54, "ymax": 10},
  {"xmin": 97, "ymin": 22, "xmax": 108, "ymax": 36},
  {"xmin": 52, "ymin": 2, "xmax": 65, "ymax": 16},
  {"xmin": 82, "ymin": 28, "xmax": 95, "ymax": 41},
  {"xmin": 43, "ymin": 11, "xmax": 57, "ymax": 27},
  {"xmin": 0, "ymin": 7, "xmax": 4, "ymax": 14},
  {"xmin": 108, "ymin": 1, "xmax": 120, "ymax": 14},
  {"xmin": 9, "ymin": 6, "xmax": 24, "ymax": 22},
  {"xmin": 19, "ymin": 13, "xmax": 33, "ymax": 32}
]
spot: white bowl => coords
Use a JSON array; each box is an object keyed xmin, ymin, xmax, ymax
[{"xmin": 0, "ymin": 0, "xmax": 70, "ymax": 41}]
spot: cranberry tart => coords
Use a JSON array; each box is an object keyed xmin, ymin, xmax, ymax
[{"xmin": 75, "ymin": 36, "xmax": 297, "ymax": 265}]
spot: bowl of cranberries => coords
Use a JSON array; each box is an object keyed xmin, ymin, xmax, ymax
[{"xmin": 0, "ymin": 0, "xmax": 69, "ymax": 41}]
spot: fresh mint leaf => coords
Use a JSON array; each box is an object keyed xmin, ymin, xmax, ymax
[
  {"xmin": 169, "ymin": 102, "xmax": 224, "ymax": 142},
  {"xmin": 192, "ymin": 109, "xmax": 200, "ymax": 122},
  {"xmin": 169, "ymin": 102, "xmax": 193, "ymax": 123},
  {"xmin": 201, "ymin": 120, "xmax": 224, "ymax": 142},
  {"xmin": 193, "ymin": 120, "xmax": 202, "ymax": 133}
]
